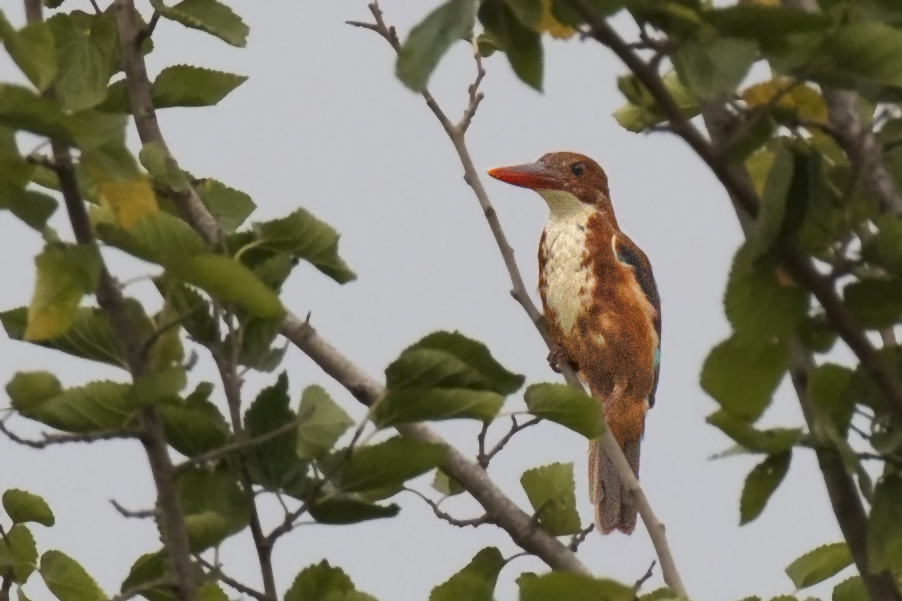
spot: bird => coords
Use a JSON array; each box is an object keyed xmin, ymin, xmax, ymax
[{"xmin": 487, "ymin": 152, "xmax": 661, "ymax": 534}]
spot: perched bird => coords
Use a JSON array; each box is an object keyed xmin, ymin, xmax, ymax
[{"xmin": 487, "ymin": 152, "xmax": 661, "ymax": 534}]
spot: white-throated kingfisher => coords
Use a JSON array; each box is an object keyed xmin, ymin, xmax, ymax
[{"xmin": 488, "ymin": 152, "xmax": 661, "ymax": 535}]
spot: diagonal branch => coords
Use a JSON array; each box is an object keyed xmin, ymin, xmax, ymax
[
  {"xmin": 349, "ymin": 2, "xmax": 687, "ymax": 593},
  {"xmin": 112, "ymin": 0, "xmax": 590, "ymax": 573},
  {"xmin": 404, "ymin": 487, "xmax": 495, "ymax": 528},
  {"xmin": 194, "ymin": 556, "xmax": 268, "ymax": 601},
  {"xmin": 477, "ymin": 416, "xmax": 541, "ymax": 468},
  {"xmin": 0, "ymin": 419, "xmax": 138, "ymax": 448}
]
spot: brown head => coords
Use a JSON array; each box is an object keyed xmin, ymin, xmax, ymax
[{"xmin": 487, "ymin": 152, "xmax": 616, "ymax": 223}]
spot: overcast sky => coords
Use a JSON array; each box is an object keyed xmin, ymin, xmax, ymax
[{"xmin": 1, "ymin": 1, "xmax": 853, "ymax": 600}]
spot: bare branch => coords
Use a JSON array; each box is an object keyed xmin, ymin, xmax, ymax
[
  {"xmin": 568, "ymin": 524, "xmax": 595, "ymax": 552},
  {"xmin": 194, "ymin": 556, "xmax": 268, "ymax": 601},
  {"xmin": 404, "ymin": 488, "xmax": 494, "ymax": 528},
  {"xmin": 633, "ymin": 560, "xmax": 656, "ymax": 592},
  {"xmin": 477, "ymin": 416, "xmax": 541, "ymax": 468},
  {"xmin": 459, "ymin": 45, "xmax": 486, "ymax": 133},
  {"xmin": 0, "ymin": 420, "xmax": 137, "ymax": 448},
  {"xmin": 174, "ymin": 410, "xmax": 312, "ymax": 475},
  {"xmin": 110, "ymin": 499, "xmax": 155, "ymax": 519}
]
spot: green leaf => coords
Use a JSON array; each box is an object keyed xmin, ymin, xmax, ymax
[
  {"xmin": 832, "ymin": 577, "xmax": 867, "ymax": 601},
  {"xmin": 868, "ymin": 473, "xmax": 902, "ymax": 573},
  {"xmin": 613, "ymin": 72, "xmax": 698, "ymax": 133},
  {"xmin": 385, "ymin": 331, "xmax": 524, "ymax": 394},
  {"xmin": 824, "ymin": 22, "xmax": 902, "ymax": 88},
  {"xmin": 706, "ymin": 410, "xmax": 801, "ymax": 454},
  {"xmin": 674, "ymin": 36, "xmax": 758, "ymax": 100},
  {"xmin": 139, "ymin": 142, "xmax": 189, "ymax": 192},
  {"xmin": 373, "ymin": 389, "xmax": 503, "ymax": 428},
  {"xmin": 517, "ymin": 572, "xmax": 634, "ymax": 601},
  {"xmin": 47, "ymin": 12, "xmax": 117, "ymax": 112},
  {"xmin": 0, "ymin": 13, "xmax": 56, "ymax": 92},
  {"xmin": 285, "ymin": 561, "xmax": 354, "ymax": 601},
  {"xmin": 478, "ymin": 0, "xmax": 543, "ymax": 90},
  {"xmin": 244, "ymin": 372, "xmax": 305, "ymax": 490},
  {"xmin": 5, "ymin": 371, "xmax": 62, "ymax": 416},
  {"xmin": 701, "ymin": 336, "xmax": 789, "ymax": 422},
  {"xmin": 524, "ymin": 382, "xmax": 601, "ymax": 439},
  {"xmin": 430, "ymin": 547, "xmax": 504, "ymax": 601},
  {"xmin": 705, "ymin": 5, "xmax": 829, "ymax": 42},
  {"xmin": 2, "ymin": 490, "xmax": 55, "ymax": 526},
  {"xmin": 432, "ymin": 469, "xmax": 465, "ymax": 496},
  {"xmin": 798, "ymin": 315, "xmax": 837, "ymax": 354},
  {"xmin": 296, "ymin": 385, "xmax": 353, "ymax": 461},
  {"xmin": 177, "ymin": 469, "xmax": 251, "ymax": 552},
  {"xmin": 17, "ymin": 379, "xmax": 133, "ymax": 433},
  {"xmin": 725, "ymin": 243, "xmax": 808, "ymax": 345},
  {"xmin": 149, "ymin": 0, "xmax": 249, "ymax": 47},
  {"xmin": 520, "ymin": 462, "xmax": 581, "ymax": 536},
  {"xmin": 863, "ymin": 216, "xmax": 902, "ymax": 274},
  {"xmin": 177, "ymin": 254, "xmax": 283, "ymax": 318},
  {"xmin": 396, "ymin": 0, "xmax": 475, "ymax": 92},
  {"xmin": 740, "ymin": 450, "xmax": 791, "ymax": 525},
  {"xmin": 40, "ymin": 551, "xmax": 105, "ymax": 601},
  {"xmin": 843, "ymin": 279, "xmax": 902, "ymax": 329},
  {"xmin": 161, "ymin": 383, "xmax": 231, "ymax": 457},
  {"xmin": 252, "ymin": 209, "xmax": 356, "ymax": 284},
  {"xmin": 153, "ymin": 277, "xmax": 218, "ymax": 345},
  {"xmin": 335, "ymin": 437, "xmax": 446, "ymax": 493},
  {"xmin": 151, "ymin": 65, "xmax": 246, "ymax": 108},
  {"xmin": 195, "ymin": 179, "xmax": 255, "ymax": 231},
  {"xmin": 785, "ymin": 542, "xmax": 852, "ymax": 589},
  {"xmin": 0, "ymin": 188, "xmax": 58, "ymax": 230},
  {"xmin": 308, "ymin": 496, "xmax": 400, "ymax": 525},
  {"xmin": 0, "ymin": 84, "xmax": 71, "ymax": 140},
  {"xmin": 121, "ymin": 552, "xmax": 179, "ymax": 601},
  {"xmin": 807, "ymin": 363, "xmax": 853, "ymax": 435},
  {"xmin": 128, "ymin": 367, "xmax": 186, "ymax": 407},
  {"xmin": 4, "ymin": 524, "xmax": 37, "ymax": 583},
  {"xmin": 25, "ymin": 244, "xmax": 102, "ymax": 341}
]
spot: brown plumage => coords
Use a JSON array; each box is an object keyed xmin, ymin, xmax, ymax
[{"xmin": 488, "ymin": 152, "xmax": 661, "ymax": 534}]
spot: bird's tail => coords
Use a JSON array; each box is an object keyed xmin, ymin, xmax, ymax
[{"xmin": 589, "ymin": 438, "xmax": 640, "ymax": 534}]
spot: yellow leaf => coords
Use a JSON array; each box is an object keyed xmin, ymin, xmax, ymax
[
  {"xmin": 537, "ymin": 0, "xmax": 575, "ymax": 39},
  {"xmin": 25, "ymin": 245, "xmax": 101, "ymax": 341},
  {"xmin": 745, "ymin": 146, "xmax": 777, "ymax": 197},
  {"xmin": 742, "ymin": 78, "xmax": 828, "ymax": 124},
  {"xmin": 95, "ymin": 176, "xmax": 159, "ymax": 229}
]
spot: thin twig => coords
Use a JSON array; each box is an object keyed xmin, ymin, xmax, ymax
[
  {"xmin": 194, "ymin": 556, "xmax": 268, "ymax": 601},
  {"xmin": 0, "ymin": 420, "xmax": 138, "ymax": 448},
  {"xmin": 477, "ymin": 416, "xmax": 541, "ymax": 468},
  {"xmin": 404, "ymin": 488, "xmax": 494, "ymax": 528},
  {"xmin": 88, "ymin": 0, "xmax": 101, "ymax": 14},
  {"xmin": 110, "ymin": 499, "xmax": 155, "ymax": 519},
  {"xmin": 633, "ymin": 560, "xmax": 656, "ymax": 592},
  {"xmin": 135, "ymin": 10, "xmax": 160, "ymax": 47},
  {"xmin": 174, "ymin": 410, "xmax": 313, "ymax": 474},
  {"xmin": 568, "ymin": 524, "xmax": 595, "ymax": 552}
]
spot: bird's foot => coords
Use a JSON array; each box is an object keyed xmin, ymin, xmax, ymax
[{"xmin": 547, "ymin": 344, "xmax": 577, "ymax": 373}]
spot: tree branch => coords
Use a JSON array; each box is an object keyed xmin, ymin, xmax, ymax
[
  {"xmin": 404, "ymin": 487, "xmax": 495, "ymax": 528},
  {"xmin": 350, "ymin": 2, "xmax": 686, "ymax": 592},
  {"xmin": 173, "ymin": 411, "xmax": 311, "ymax": 475},
  {"xmin": 477, "ymin": 416, "xmax": 541, "ymax": 469},
  {"xmin": 568, "ymin": 0, "xmax": 902, "ymax": 431},
  {"xmin": 194, "ymin": 556, "xmax": 268, "ymax": 601},
  {"xmin": 0, "ymin": 420, "xmax": 137, "ymax": 448},
  {"xmin": 24, "ymin": 4, "xmax": 198, "ymax": 601},
  {"xmin": 568, "ymin": 524, "xmax": 595, "ymax": 552},
  {"xmin": 110, "ymin": 0, "xmax": 591, "ymax": 575},
  {"xmin": 110, "ymin": 499, "xmax": 156, "ymax": 519},
  {"xmin": 213, "ymin": 352, "xmax": 277, "ymax": 601}
]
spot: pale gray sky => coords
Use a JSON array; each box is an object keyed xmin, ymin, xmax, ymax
[{"xmin": 1, "ymin": 1, "xmax": 847, "ymax": 600}]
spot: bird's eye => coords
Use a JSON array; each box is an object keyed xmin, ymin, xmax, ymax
[{"xmin": 571, "ymin": 163, "xmax": 585, "ymax": 176}]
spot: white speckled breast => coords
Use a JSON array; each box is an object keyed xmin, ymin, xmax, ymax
[{"xmin": 538, "ymin": 190, "xmax": 597, "ymax": 335}]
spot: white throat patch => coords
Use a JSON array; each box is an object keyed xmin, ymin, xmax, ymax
[{"xmin": 538, "ymin": 190, "xmax": 598, "ymax": 335}]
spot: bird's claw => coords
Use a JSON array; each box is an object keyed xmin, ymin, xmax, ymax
[{"xmin": 547, "ymin": 344, "xmax": 576, "ymax": 373}]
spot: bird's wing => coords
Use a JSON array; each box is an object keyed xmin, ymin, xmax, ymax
[{"xmin": 614, "ymin": 234, "xmax": 662, "ymax": 407}]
